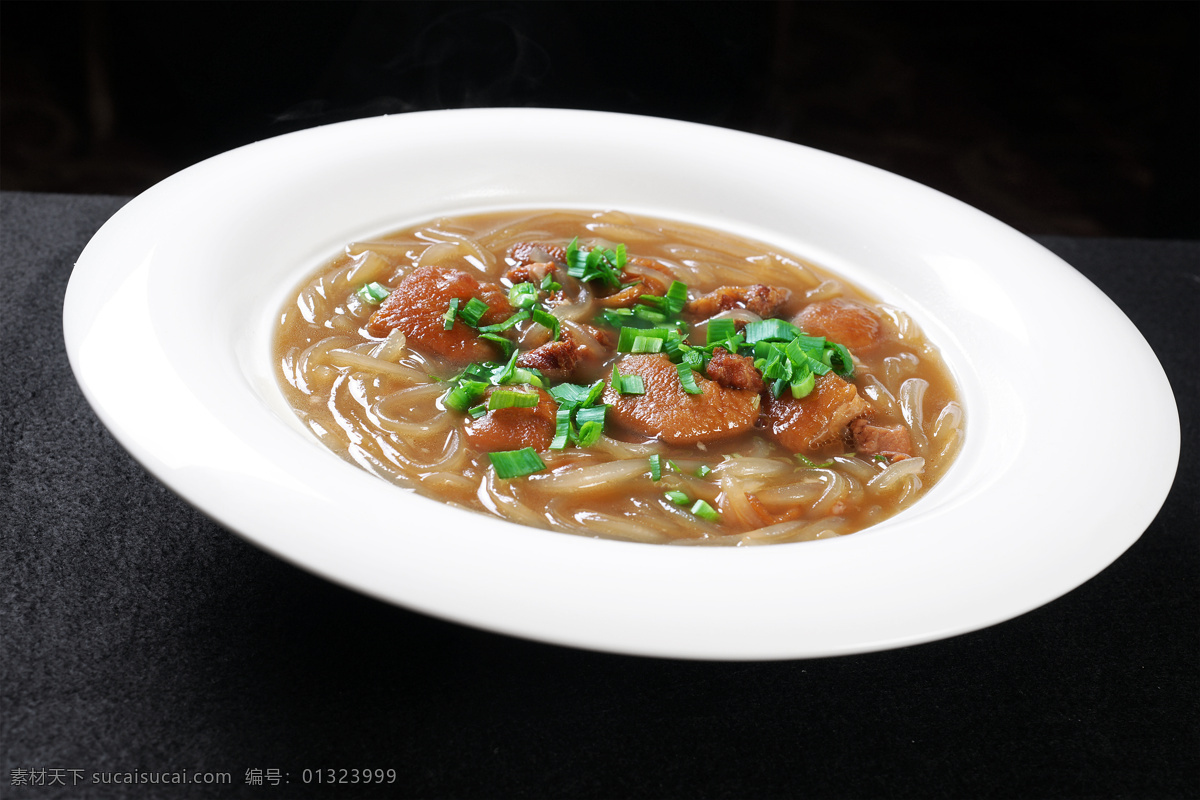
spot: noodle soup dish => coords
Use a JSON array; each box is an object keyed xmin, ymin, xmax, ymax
[{"xmin": 274, "ymin": 208, "xmax": 964, "ymax": 545}]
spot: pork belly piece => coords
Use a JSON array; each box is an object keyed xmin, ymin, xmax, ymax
[
  {"xmin": 793, "ymin": 298, "xmax": 887, "ymax": 353},
  {"xmin": 685, "ymin": 284, "xmax": 791, "ymax": 319},
  {"xmin": 849, "ymin": 418, "xmax": 913, "ymax": 461},
  {"xmin": 463, "ymin": 385, "xmax": 559, "ymax": 452},
  {"xmin": 704, "ymin": 347, "xmax": 764, "ymax": 392},
  {"xmin": 761, "ymin": 373, "xmax": 871, "ymax": 453},
  {"xmin": 602, "ymin": 354, "xmax": 760, "ymax": 445},
  {"xmin": 366, "ymin": 266, "xmax": 512, "ymax": 363}
]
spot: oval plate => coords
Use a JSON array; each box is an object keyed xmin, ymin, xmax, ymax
[{"xmin": 63, "ymin": 109, "xmax": 1180, "ymax": 660}]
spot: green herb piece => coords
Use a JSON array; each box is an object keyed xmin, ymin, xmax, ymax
[
  {"xmin": 574, "ymin": 404, "xmax": 607, "ymax": 430},
  {"xmin": 664, "ymin": 281, "xmax": 689, "ymax": 314},
  {"xmin": 676, "ymin": 362, "xmax": 703, "ymax": 395},
  {"xmin": 488, "ymin": 447, "xmax": 547, "ymax": 479},
  {"xmin": 356, "ymin": 282, "xmax": 390, "ymax": 305},
  {"xmin": 664, "ymin": 490, "xmax": 690, "ymax": 505},
  {"xmin": 874, "ymin": 454, "xmax": 891, "ymax": 463},
  {"xmin": 789, "ymin": 370, "xmax": 816, "ymax": 399},
  {"xmin": 531, "ymin": 307, "xmax": 560, "ymax": 341},
  {"xmin": 487, "ymin": 389, "xmax": 539, "ymax": 411},
  {"xmin": 540, "ymin": 272, "xmax": 562, "ymax": 293},
  {"xmin": 443, "ymin": 379, "xmax": 489, "ymax": 412},
  {"xmin": 706, "ymin": 318, "xmax": 737, "ymax": 346},
  {"xmin": 575, "ymin": 420, "xmax": 603, "ymax": 447},
  {"xmin": 564, "ymin": 237, "xmax": 624, "ymax": 289},
  {"xmin": 458, "ymin": 297, "xmax": 490, "ymax": 328},
  {"xmin": 795, "ymin": 454, "xmax": 834, "ymax": 469},
  {"xmin": 478, "ymin": 333, "xmax": 515, "ymax": 358},
  {"xmin": 508, "ymin": 282, "xmax": 540, "ymax": 310},
  {"xmin": 744, "ymin": 318, "xmax": 801, "ymax": 344},
  {"xmin": 550, "ymin": 408, "xmax": 573, "ymax": 450},
  {"xmin": 612, "ymin": 363, "xmax": 646, "ymax": 395},
  {"xmin": 442, "ymin": 298, "xmax": 460, "ymax": 330},
  {"xmin": 690, "ymin": 499, "xmax": 720, "ymax": 522},
  {"xmin": 467, "ymin": 404, "xmax": 488, "ymax": 419},
  {"xmin": 695, "ymin": 465, "xmax": 712, "ymax": 478},
  {"xmin": 479, "ymin": 309, "xmax": 530, "ymax": 333},
  {"xmin": 649, "ymin": 454, "xmax": 662, "ymax": 481}
]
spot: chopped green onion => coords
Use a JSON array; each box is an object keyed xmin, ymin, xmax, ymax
[
  {"xmin": 443, "ymin": 379, "xmax": 489, "ymax": 412},
  {"xmin": 582, "ymin": 379, "xmax": 606, "ymax": 407},
  {"xmin": 478, "ymin": 332, "xmax": 515, "ymax": 358},
  {"xmin": 665, "ymin": 280, "xmax": 689, "ymax": 314},
  {"xmin": 575, "ymin": 420, "xmax": 603, "ymax": 447},
  {"xmin": 565, "ymin": 237, "xmax": 624, "ymax": 289},
  {"xmin": 487, "ymin": 389, "xmax": 539, "ymax": 410},
  {"xmin": 575, "ymin": 404, "xmax": 607, "ymax": 429},
  {"xmin": 458, "ymin": 297, "xmax": 490, "ymax": 328},
  {"xmin": 874, "ymin": 454, "xmax": 891, "ymax": 463},
  {"xmin": 531, "ymin": 307, "xmax": 560, "ymax": 341},
  {"xmin": 649, "ymin": 454, "xmax": 662, "ymax": 481},
  {"xmin": 356, "ymin": 282, "xmax": 390, "ymax": 305},
  {"xmin": 827, "ymin": 341, "xmax": 855, "ymax": 379},
  {"xmin": 795, "ymin": 454, "xmax": 834, "ymax": 468},
  {"xmin": 612, "ymin": 363, "xmax": 645, "ymax": 395},
  {"xmin": 789, "ymin": 370, "xmax": 816, "ymax": 399},
  {"xmin": 690, "ymin": 499, "xmax": 720, "ymax": 522},
  {"xmin": 467, "ymin": 404, "xmax": 488, "ymax": 419},
  {"xmin": 508, "ymin": 282, "xmax": 540, "ymax": 310},
  {"xmin": 706, "ymin": 318, "xmax": 737, "ymax": 346},
  {"xmin": 664, "ymin": 490, "xmax": 690, "ymax": 505},
  {"xmin": 479, "ymin": 309, "xmax": 530, "ymax": 333},
  {"xmin": 442, "ymin": 298, "xmax": 460, "ymax": 330},
  {"xmin": 540, "ymin": 272, "xmax": 562, "ymax": 293},
  {"xmin": 550, "ymin": 408, "xmax": 572, "ymax": 450},
  {"xmin": 488, "ymin": 447, "xmax": 546, "ymax": 479},
  {"xmin": 676, "ymin": 362, "xmax": 703, "ymax": 395},
  {"xmin": 695, "ymin": 465, "xmax": 712, "ymax": 478},
  {"xmin": 744, "ymin": 318, "xmax": 801, "ymax": 344}
]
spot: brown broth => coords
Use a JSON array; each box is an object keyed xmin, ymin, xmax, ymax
[{"xmin": 274, "ymin": 209, "xmax": 964, "ymax": 545}]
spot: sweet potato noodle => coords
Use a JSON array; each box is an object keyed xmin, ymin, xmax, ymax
[{"xmin": 274, "ymin": 209, "xmax": 964, "ymax": 545}]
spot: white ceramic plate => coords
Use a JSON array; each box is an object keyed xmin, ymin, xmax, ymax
[{"xmin": 64, "ymin": 109, "xmax": 1179, "ymax": 660}]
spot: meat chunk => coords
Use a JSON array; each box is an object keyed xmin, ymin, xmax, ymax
[
  {"xmin": 516, "ymin": 324, "xmax": 614, "ymax": 383},
  {"xmin": 503, "ymin": 260, "xmax": 557, "ymax": 286},
  {"xmin": 366, "ymin": 266, "xmax": 513, "ymax": 363},
  {"xmin": 794, "ymin": 298, "xmax": 887, "ymax": 353},
  {"xmin": 603, "ymin": 354, "xmax": 760, "ymax": 445},
  {"xmin": 508, "ymin": 242, "xmax": 567, "ymax": 266},
  {"xmin": 516, "ymin": 332, "xmax": 579, "ymax": 383},
  {"xmin": 462, "ymin": 385, "xmax": 559, "ymax": 452},
  {"xmin": 704, "ymin": 347, "xmax": 764, "ymax": 392},
  {"xmin": 686, "ymin": 284, "xmax": 791, "ymax": 319},
  {"xmin": 761, "ymin": 373, "xmax": 871, "ymax": 453},
  {"xmin": 849, "ymin": 418, "xmax": 913, "ymax": 461}
]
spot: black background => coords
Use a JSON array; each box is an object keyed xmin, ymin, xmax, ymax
[{"xmin": 3, "ymin": 1, "xmax": 1198, "ymax": 238}]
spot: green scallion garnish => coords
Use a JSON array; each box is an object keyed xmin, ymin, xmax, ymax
[
  {"xmin": 664, "ymin": 490, "xmax": 690, "ymax": 505},
  {"xmin": 675, "ymin": 362, "xmax": 703, "ymax": 395},
  {"xmin": 442, "ymin": 298, "xmax": 460, "ymax": 330},
  {"xmin": 648, "ymin": 454, "xmax": 662, "ymax": 481},
  {"xmin": 488, "ymin": 448, "xmax": 547, "ymax": 479},
  {"xmin": 508, "ymin": 282, "xmax": 540, "ymax": 310},
  {"xmin": 356, "ymin": 282, "xmax": 390, "ymax": 305},
  {"xmin": 487, "ymin": 389, "xmax": 539, "ymax": 411},
  {"xmin": 690, "ymin": 499, "xmax": 720, "ymax": 522},
  {"xmin": 458, "ymin": 297, "xmax": 490, "ymax": 328}
]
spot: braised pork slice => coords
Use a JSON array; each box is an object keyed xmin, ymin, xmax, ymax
[
  {"xmin": 366, "ymin": 266, "xmax": 512, "ymax": 363},
  {"xmin": 761, "ymin": 373, "xmax": 871, "ymax": 453},
  {"xmin": 794, "ymin": 298, "xmax": 887, "ymax": 353},
  {"xmin": 705, "ymin": 347, "xmax": 764, "ymax": 392},
  {"xmin": 462, "ymin": 386, "xmax": 559, "ymax": 452},
  {"xmin": 602, "ymin": 354, "xmax": 760, "ymax": 445},
  {"xmin": 686, "ymin": 284, "xmax": 791, "ymax": 318},
  {"xmin": 849, "ymin": 418, "xmax": 913, "ymax": 461}
]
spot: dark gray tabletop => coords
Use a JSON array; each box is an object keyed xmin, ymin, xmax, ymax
[{"xmin": 2, "ymin": 191, "xmax": 1197, "ymax": 799}]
